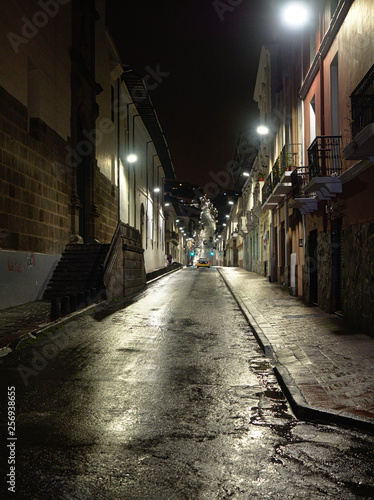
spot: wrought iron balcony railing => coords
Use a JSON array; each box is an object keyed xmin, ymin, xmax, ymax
[
  {"xmin": 261, "ymin": 144, "xmax": 303, "ymax": 205},
  {"xmin": 246, "ymin": 208, "xmax": 260, "ymax": 228},
  {"xmin": 351, "ymin": 63, "xmax": 374, "ymax": 137},
  {"xmin": 307, "ymin": 136, "xmax": 342, "ymax": 179},
  {"xmin": 291, "ymin": 167, "xmax": 309, "ymax": 198},
  {"xmin": 262, "ymin": 172, "xmax": 273, "ymax": 205},
  {"xmin": 166, "ymin": 230, "xmax": 179, "ymax": 242},
  {"xmin": 279, "ymin": 143, "xmax": 303, "ymax": 173}
]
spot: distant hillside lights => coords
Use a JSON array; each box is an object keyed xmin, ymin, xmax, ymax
[{"xmin": 7, "ymin": 0, "xmax": 71, "ymax": 54}]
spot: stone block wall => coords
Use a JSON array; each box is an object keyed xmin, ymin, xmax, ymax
[
  {"xmin": 0, "ymin": 86, "xmax": 72, "ymax": 255},
  {"xmin": 342, "ymin": 222, "xmax": 374, "ymax": 337},
  {"xmin": 302, "ymin": 222, "xmax": 374, "ymax": 338},
  {"xmin": 122, "ymin": 225, "xmax": 146, "ymax": 298},
  {"xmin": 96, "ymin": 167, "xmax": 118, "ymax": 244},
  {"xmin": 317, "ymin": 231, "xmax": 332, "ymax": 313},
  {"xmin": 103, "ymin": 223, "xmax": 146, "ymax": 300}
]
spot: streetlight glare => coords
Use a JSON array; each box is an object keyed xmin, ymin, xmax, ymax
[
  {"xmin": 127, "ymin": 153, "xmax": 137, "ymax": 163},
  {"xmin": 153, "ymin": 187, "xmax": 160, "ymax": 193},
  {"xmin": 281, "ymin": 2, "xmax": 310, "ymax": 28},
  {"xmin": 256, "ymin": 125, "xmax": 269, "ymax": 135}
]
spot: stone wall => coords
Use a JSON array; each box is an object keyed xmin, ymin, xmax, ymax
[
  {"xmin": 317, "ymin": 231, "xmax": 332, "ymax": 313},
  {"xmin": 342, "ymin": 222, "xmax": 374, "ymax": 337},
  {"xmin": 104, "ymin": 224, "xmax": 146, "ymax": 300},
  {"xmin": 122, "ymin": 226, "xmax": 146, "ymax": 298},
  {"xmin": 0, "ymin": 86, "xmax": 72, "ymax": 255},
  {"xmin": 302, "ymin": 222, "xmax": 374, "ymax": 338},
  {"xmin": 96, "ymin": 168, "xmax": 118, "ymax": 244}
]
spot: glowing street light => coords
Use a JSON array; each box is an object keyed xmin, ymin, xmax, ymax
[
  {"xmin": 256, "ymin": 125, "xmax": 269, "ymax": 135},
  {"xmin": 153, "ymin": 187, "xmax": 160, "ymax": 193},
  {"xmin": 281, "ymin": 2, "xmax": 310, "ymax": 29},
  {"xmin": 127, "ymin": 153, "xmax": 137, "ymax": 163}
]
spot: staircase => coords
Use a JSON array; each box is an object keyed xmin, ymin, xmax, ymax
[{"xmin": 43, "ymin": 244, "xmax": 110, "ymax": 299}]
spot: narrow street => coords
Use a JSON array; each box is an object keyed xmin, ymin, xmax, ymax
[{"xmin": 1, "ymin": 269, "xmax": 374, "ymax": 499}]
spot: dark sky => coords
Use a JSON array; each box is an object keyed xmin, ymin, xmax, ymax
[{"xmin": 105, "ymin": 0, "xmax": 275, "ymax": 187}]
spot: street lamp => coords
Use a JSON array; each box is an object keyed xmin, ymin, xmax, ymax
[
  {"xmin": 256, "ymin": 125, "xmax": 269, "ymax": 135},
  {"xmin": 281, "ymin": 2, "xmax": 310, "ymax": 29},
  {"xmin": 127, "ymin": 153, "xmax": 137, "ymax": 163}
]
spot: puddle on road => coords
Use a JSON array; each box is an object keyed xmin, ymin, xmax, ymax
[{"xmin": 246, "ymin": 353, "xmax": 297, "ymax": 435}]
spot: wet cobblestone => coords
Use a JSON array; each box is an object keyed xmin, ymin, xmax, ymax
[{"xmin": 219, "ymin": 267, "xmax": 374, "ymax": 428}]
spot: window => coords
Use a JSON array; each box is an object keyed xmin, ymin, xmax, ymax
[
  {"xmin": 330, "ymin": 54, "xmax": 339, "ymax": 136},
  {"xmin": 310, "ymin": 96, "xmax": 316, "ymax": 144}
]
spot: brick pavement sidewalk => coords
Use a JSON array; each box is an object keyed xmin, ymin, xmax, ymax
[{"xmin": 218, "ymin": 267, "xmax": 374, "ymax": 432}]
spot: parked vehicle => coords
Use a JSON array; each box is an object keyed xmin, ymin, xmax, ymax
[{"xmin": 197, "ymin": 258, "xmax": 210, "ymax": 268}]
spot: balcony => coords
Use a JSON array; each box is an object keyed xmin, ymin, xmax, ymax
[
  {"xmin": 291, "ymin": 167, "xmax": 309, "ymax": 197},
  {"xmin": 343, "ymin": 63, "xmax": 374, "ymax": 160},
  {"xmin": 262, "ymin": 144, "xmax": 302, "ymax": 209},
  {"xmin": 166, "ymin": 230, "xmax": 179, "ymax": 246},
  {"xmin": 303, "ymin": 136, "xmax": 343, "ymax": 200},
  {"xmin": 246, "ymin": 206, "xmax": 260, "ymax": 230},
  {"xmin": 289, "ymin": 167, "xmax": 318, "ymax": 214}
]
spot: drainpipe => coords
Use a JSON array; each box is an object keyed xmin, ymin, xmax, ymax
[
  {"xmin": 277, "ymin": 206, "xmax": 280, "ymax": 281},
  {"xmin": 145, "ymin": 141, "xmax": 152, "ymax": 249},
  {"xmin": 117, "ymin": 79, "xmax": 121, "ymax": 223},
  {"xmin": 285, "ymin": 197, "xmax": 288, "ymax": 271},
  {"xmin": 270, "ymin": 209, "xmax": 275, "ymax": 281},
  {"xmin": 320, "ymin": 53, "xmax": 325, "ymax": 136},
  {"xmin": 302, "ymin": 212, "xmax": 306, "ymax": 266},
  {"xmin": 132, "ymin": 114, "xmax": 140, "ymax": 228},
  {"xmin": 126, "ymin": 102, "xmax": 133, "ymax": 223}
]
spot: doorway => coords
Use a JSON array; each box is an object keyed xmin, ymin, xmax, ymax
[
  {"xmin": 309, "ymin": 229, "xmax": 318, "ymax": 304},
  {"xmin": 331, "ymin": 218, "xmax": 342, "ymax": 312}
]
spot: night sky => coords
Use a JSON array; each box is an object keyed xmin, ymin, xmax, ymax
[{"xmin": 105, "ymin": 0, "xmax": 278, "ymax": 188}]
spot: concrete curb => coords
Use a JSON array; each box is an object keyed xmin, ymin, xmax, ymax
[
  {"xmin": 146, "ymin": 265, "xmax": 183, "ymax": 284},
  {"xmin": 217, "ymin": 268, "xmax": 374, "ymax": 434}
]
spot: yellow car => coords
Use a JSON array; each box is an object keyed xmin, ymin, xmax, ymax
[{"xmin": 197, "ymin": 258, "xmax": 210, "ymax": 268}]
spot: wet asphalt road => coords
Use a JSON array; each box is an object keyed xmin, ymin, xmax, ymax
[{"xmin": 1, "ymin": 268, "xmax": 374, "ymax": 499}]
